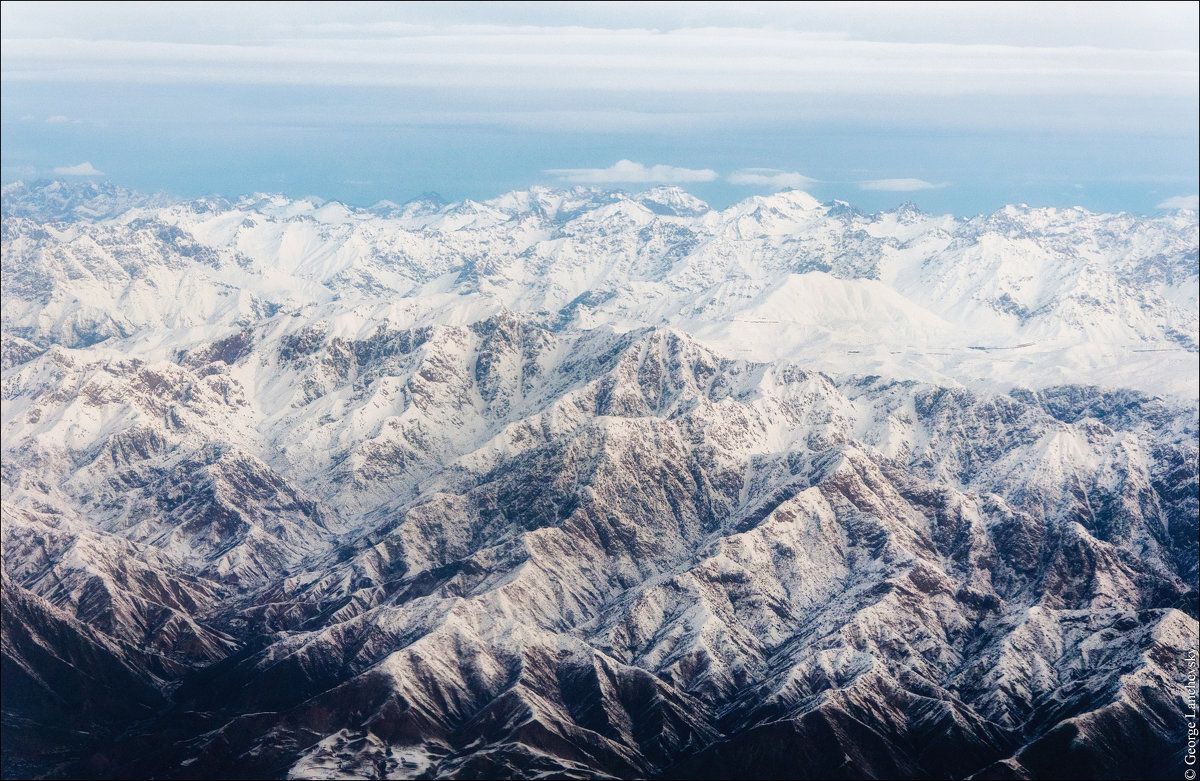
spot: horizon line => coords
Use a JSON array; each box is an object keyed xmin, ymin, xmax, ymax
[{"xmin": 5, "ymin": 177, "xmax": 1199, "ymax": 220}]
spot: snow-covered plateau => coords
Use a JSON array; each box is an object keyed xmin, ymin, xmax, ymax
[{"xmin": 2, "ymin": 179, "xmax": 1197, "ymax": 779}]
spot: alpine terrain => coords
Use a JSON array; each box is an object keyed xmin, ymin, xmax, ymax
[{"xmin": 2, "ymin": 179, "xmax": 1197, "ymax": 780}]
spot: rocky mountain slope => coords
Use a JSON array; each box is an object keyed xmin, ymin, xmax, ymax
[{"xmin": 2, "ymin": 180, "xmax": 1197, "ymax": 779}]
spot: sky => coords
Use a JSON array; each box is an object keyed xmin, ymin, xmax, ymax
[{"xmin": 2, "ymin": 1, "xmax": 1198, "ymax": 214}]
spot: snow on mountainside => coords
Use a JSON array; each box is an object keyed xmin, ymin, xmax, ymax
[
  {"xmin": 1, "ymin": 181, "xmax": 1197, "ymax": 780},
  {"xmin": 2, "ymin": 179, "xmax": 177, "ymax": 222},
  {"xmin": 2, "ymin": 182, "xmax": 1195, "ymax": 397}
]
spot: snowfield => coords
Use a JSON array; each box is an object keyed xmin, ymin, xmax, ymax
[{"xmin": 2, "ymin": 180, "xmax": 1197, "ymax": 780}]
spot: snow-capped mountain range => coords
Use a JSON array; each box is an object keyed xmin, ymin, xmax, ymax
[
  {"xmin": 2, "ymin": 179, "xmax": 1197, "ymax": 779},
  {"xmin": 3, "ymin": 179, "xmax": 1197, "ymax": 397}
]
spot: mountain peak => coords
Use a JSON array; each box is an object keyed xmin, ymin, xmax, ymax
[
  {"xmin": 1, "ymin": 178, "xmax": 172, "ymax": 221},
  {"xmin": 635, "ymin": 185, "xmax": 710, "ymax": 217}
]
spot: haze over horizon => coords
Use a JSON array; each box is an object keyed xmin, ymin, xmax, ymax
[{"xmin": 2, "ymin": 1, "xmax": 1198, "ymax": 215}]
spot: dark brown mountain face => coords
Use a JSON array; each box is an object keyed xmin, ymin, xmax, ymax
[{"xmin": 3, "ymin": 181, "xmax": 1197, "ymax": 779}]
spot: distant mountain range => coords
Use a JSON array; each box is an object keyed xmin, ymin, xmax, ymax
[{"xmin": 2, "ymin": 179, "xmax": 1197, "ymax": 779}]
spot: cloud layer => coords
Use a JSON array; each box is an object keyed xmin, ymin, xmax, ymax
[
  {"xmin": 3, "ymin": 26, "xmax": 1195, "ymax": 103},
  {"xmin": 53, "ymin": 161, "xmax": 103, "ymax": 176},
  {"xmin": 729, "ymin": 169, "xmax": 817, "ymax": 188},
  {"xmin": 547, "ymin": 160, "xmax": 718, "ymax": 184},
  {"xmin": 859, "ymin": 178, "xmax": 947, "ymax": 192},
  {"xmin": 2, "ymin": 3, "xmax": 1196, "ymax": 50},
  {"xmin": 2, "ymin": 7, "xmax": 1195, "ymax": 139},
  {"xmin": 1156, "ymin": 194, "xmax": 1199, "ymax": 210}
]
